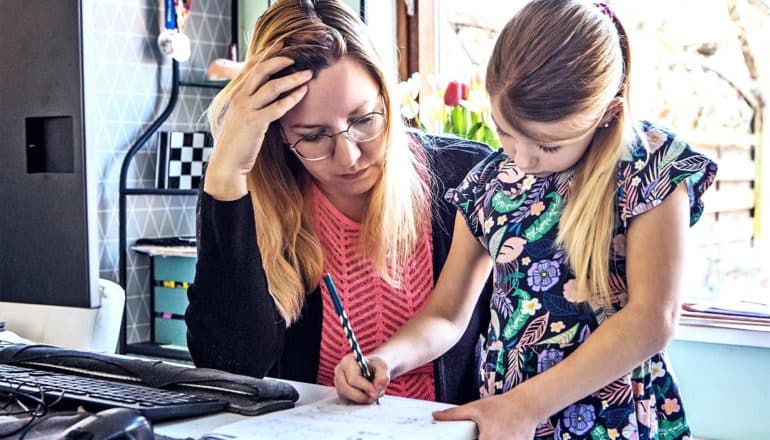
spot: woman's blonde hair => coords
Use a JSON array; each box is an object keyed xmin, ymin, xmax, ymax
[
  {"xmin": 486, "ymin": 0, "xmax": 633, "ymax": 308},
  {"xmin": 207, "ymin": 0, "xmax": 429, "ymax": 323}
]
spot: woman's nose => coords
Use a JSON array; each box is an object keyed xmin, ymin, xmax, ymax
[{"xmin": 333, "ymin": 134, "xmax": 362, "ymax": 168}]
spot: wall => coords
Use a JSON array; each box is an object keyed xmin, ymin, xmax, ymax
[
  {"xmin": 81, "ymin": 0, "xmax": 229, "ymax": 343},
  {"xmin": 668, "ymin": 339, "xmax": 770, "ymax": 439}
]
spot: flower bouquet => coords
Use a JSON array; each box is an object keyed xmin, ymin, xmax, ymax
[{"xmin": 398, "ymin": 72, "xmax": 500, "ymax": 148}]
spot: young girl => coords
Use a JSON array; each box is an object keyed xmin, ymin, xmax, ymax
[{"xmin": 334, "ymin": 1, "xmax": 717, "ymax": 439}]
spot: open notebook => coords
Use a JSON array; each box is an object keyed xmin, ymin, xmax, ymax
[{"xmin": 200, "ymin": 394, "xmax": 478, "ymax": 440}]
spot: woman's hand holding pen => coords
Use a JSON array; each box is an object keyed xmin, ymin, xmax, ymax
[
  {"xmin": 334, "ymin": 353, "xmax": 390, "ymax": 404},
  {"xmin": 204, "ymin": 53, "xmax": 312, "ymax": 201}
]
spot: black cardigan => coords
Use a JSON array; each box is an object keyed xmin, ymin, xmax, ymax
[{"xmin": 185, "ymin": 135, "xmax": 493, "ymax": 404}]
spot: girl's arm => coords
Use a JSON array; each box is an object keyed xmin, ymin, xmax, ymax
[
  {"xmin": 434, "ymin": 183, "xmax": 691, "ymax": 437},
  {"xmin": 335, "ymin": 212, "xmax": 493, "ymax": 402}
]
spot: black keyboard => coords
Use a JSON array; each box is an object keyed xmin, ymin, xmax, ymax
[{"xmin": 0, "ymin": 364, "xmax": 228, "ymax": 421}]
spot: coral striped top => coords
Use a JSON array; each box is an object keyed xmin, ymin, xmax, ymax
[{"xmin": 312, "ymin": 184, "xmax": 436, "ymax": 401}]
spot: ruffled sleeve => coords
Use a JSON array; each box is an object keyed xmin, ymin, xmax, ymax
[
  {"xmin": 617, "ymin": 124, "xmax": 718, "ymax": 227},
  {"xmin": 444, "ymin": 149, "xmax": 507, "ymax": 239}
]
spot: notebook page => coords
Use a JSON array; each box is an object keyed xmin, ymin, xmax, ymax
[{"xmin": 201, "ymin": 395, "xmax": 478, "ymax": 439}]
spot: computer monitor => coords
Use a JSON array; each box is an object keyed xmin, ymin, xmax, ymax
[{"xmin": 0, "ymin": 0, "xmax": 99, "ymax": 308}]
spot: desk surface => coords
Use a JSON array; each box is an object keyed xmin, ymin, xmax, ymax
[{"xmin": 155, "ymin": 379, "xmax": 338, "ymax": 438}]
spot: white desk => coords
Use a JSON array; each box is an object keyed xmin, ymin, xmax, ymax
[
  {"xmin": 155, "ymin": 380, "xmax": 478, "ymax": 440},
  {"xmin": 155, "ymin": 379, "xmax": 338, "ymax": 438}
]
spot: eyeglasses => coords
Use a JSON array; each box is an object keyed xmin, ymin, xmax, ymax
[{"xmin": 286, "ymin": 110, "xmax": 386, "ymax": 161}]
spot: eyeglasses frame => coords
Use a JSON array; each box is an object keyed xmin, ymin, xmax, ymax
[{"xmin": 283, "ymin": 109, "xmax": 387, "ymax": 161}]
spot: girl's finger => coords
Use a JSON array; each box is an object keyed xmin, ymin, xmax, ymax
[{"xmin": 432, "ymin": 404, "xmax": 476, "ymax": 422}]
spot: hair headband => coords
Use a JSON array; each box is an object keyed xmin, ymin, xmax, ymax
[{"xmin": 593, "ymin": 2, "xmax": 615, "ymax": 20}]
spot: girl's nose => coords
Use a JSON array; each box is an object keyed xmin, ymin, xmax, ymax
[{"xmin": 513, "ymin": 147, "xmax": 537, "ymax": 170}]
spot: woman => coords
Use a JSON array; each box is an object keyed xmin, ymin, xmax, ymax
[{"xmin": 185, "ymin": 0, "xmax": 491, "ymax": 404}]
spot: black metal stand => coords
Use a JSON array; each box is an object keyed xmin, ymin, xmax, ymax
[{"xmin": 117, "ymin": 60, "xmax": 199, "ymax": 356}]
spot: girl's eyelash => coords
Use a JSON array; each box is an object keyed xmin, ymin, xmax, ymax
[{"xmin": 538, "ymin": 145, "xmax": 561, "ymax": 153}]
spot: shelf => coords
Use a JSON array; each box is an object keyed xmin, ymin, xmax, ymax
[
  {"xmin": 123, "ymin": 188, "xmax": 198, "ymax": 196},
  {"xmin": 126, "ymin": 342, "xmax": 193, "ymax": 362},
  {"xmin": 179, "ymin": 79, "xmax": 228, "ymax": 89}
]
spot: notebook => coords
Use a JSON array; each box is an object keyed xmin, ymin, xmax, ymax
[{"xmin": 200, "ymin": 395, "xmax": 478, "ymax": 439}]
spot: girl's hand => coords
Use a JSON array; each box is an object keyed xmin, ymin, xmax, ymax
[
  {"xmin": 334, "ymin": 353, "xmax": 390, "ymax": 404},
  {"xmin": 432, "ymin": 392, "xmax": 540, "ymax": 440},
  {"xmin": 204, "ymin": 55, "xmax": 312, "ymax": 200}
]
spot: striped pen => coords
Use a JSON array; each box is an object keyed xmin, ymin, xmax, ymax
[{"xmin": 323, "ymin": 273, "xmax": 380, "ymax": 405}]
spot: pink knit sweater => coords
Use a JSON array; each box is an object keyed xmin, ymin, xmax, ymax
[{"xmin": 312, "ymin": 184, "xmax": 436, "ymax": 401}]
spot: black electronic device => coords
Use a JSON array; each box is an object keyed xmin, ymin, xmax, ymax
[
  {"xmin": 61, "ymin": 408, "xmax": 154, "ymax": 440},
  {"xmin": 0, "ymin": 364, "xmax": 228, "ymax": 422},
  {"xmin": 1, "ymin": 0, "xmax": 99, "ymax": 308}
]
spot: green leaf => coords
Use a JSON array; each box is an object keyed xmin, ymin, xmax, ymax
[
  {"xmin": 466, "ymin": 122, "xmax": 484, "ymax": 141},
  {"xmin": 482, "ymin": 126, "xmax": 500, "ymax": 148},
  {"xmin": 488, "ymin": 226, "xmax": 507, "ymax": 257},
  {"xmin": 658, "ymin": 416, "xmax": 689, "ymax": 440},
  {"xmin": 501, "ymin": 289, "xmax": 532, "ymax": 340},
  {"xmin": 660, "ymin": 136, "xmax": 687, "ymax": 167},
  {"xmin": 590, "ymin": 424, "xmax": 610, "ymax": 440},
  {"xmin": 470, "ymin": 109, "xmax": 481, "ymax": 126},
  {"xmin": 495, "ymin": 350, "xmax": 505, "ymax": 374},
  {"xmin": 492, "ymin": 192, "xmax": 526, "ymax": 213},
  {"xmin": 538, "ymin": 323, "xmax": 579, "ymax": 344},
  {"xmin": 502, "ymin": 309, "xmax": 529, "ymax": 340},
  {"xmin": 523, "ymin": 192, "xmax": 562, "ymax": 241},
  {"xmin": 452, "ymin": 106, "xmax": 465, "ymax": 136}
]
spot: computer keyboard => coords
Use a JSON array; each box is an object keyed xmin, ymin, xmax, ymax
[{"xmin": 0, "ymin": 364, "xmax": 228, "ymax": 421}]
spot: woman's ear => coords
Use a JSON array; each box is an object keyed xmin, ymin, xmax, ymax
[
  {"xmin": 276, "ymin": 123, "xmax": 290, "ymax": 144},
  {"xmin": 599, "ymin": 97, "xmax": 624, "ymax": 126}
]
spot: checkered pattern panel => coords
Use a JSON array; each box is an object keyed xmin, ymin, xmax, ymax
[{"xmin": 156, "ymin": 131, "xmax": 213, "ymax": 189}]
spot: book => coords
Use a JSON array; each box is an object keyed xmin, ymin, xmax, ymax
[
  {"xmin": 200, "ymin": 395, "xmax": 477, "ymax": 440},
  {"xmin": 683, "ymin": 300, "xmax": 770, "ymax": 319}
]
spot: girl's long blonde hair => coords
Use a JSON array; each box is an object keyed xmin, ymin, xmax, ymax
[
  {"xmin": 207, "ymin": 0, "xmax": 429, "ymax": 323},
  {"xmin": 486, "ymin": 0, "xmax": 633, "ymax": 308}
]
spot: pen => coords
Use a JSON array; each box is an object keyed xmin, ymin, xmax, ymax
[{"xmin": 323, "ymin": 273, "xmax": 380, "ymax": 405}]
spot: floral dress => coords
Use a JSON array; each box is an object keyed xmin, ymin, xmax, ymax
[{"xmin": 446, "ymin": 122, "xmax": 717, "ymax": 440}]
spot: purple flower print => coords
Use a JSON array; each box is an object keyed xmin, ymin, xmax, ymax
[
  {"xmin": 563, "ymin": 403, "xmax": 596, "ymax": 435},
  {"xmin": 527, "ymin": 260, "xmax": 560, "ymax": 292},
  {"xmin": 537, "ymin": 348, "xmax": 564, "ymax": 373}
]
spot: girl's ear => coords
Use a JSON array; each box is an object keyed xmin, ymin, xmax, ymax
[{"xmin": 599, "ymin": 97, "xmax": 624, "ymax": 126}]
